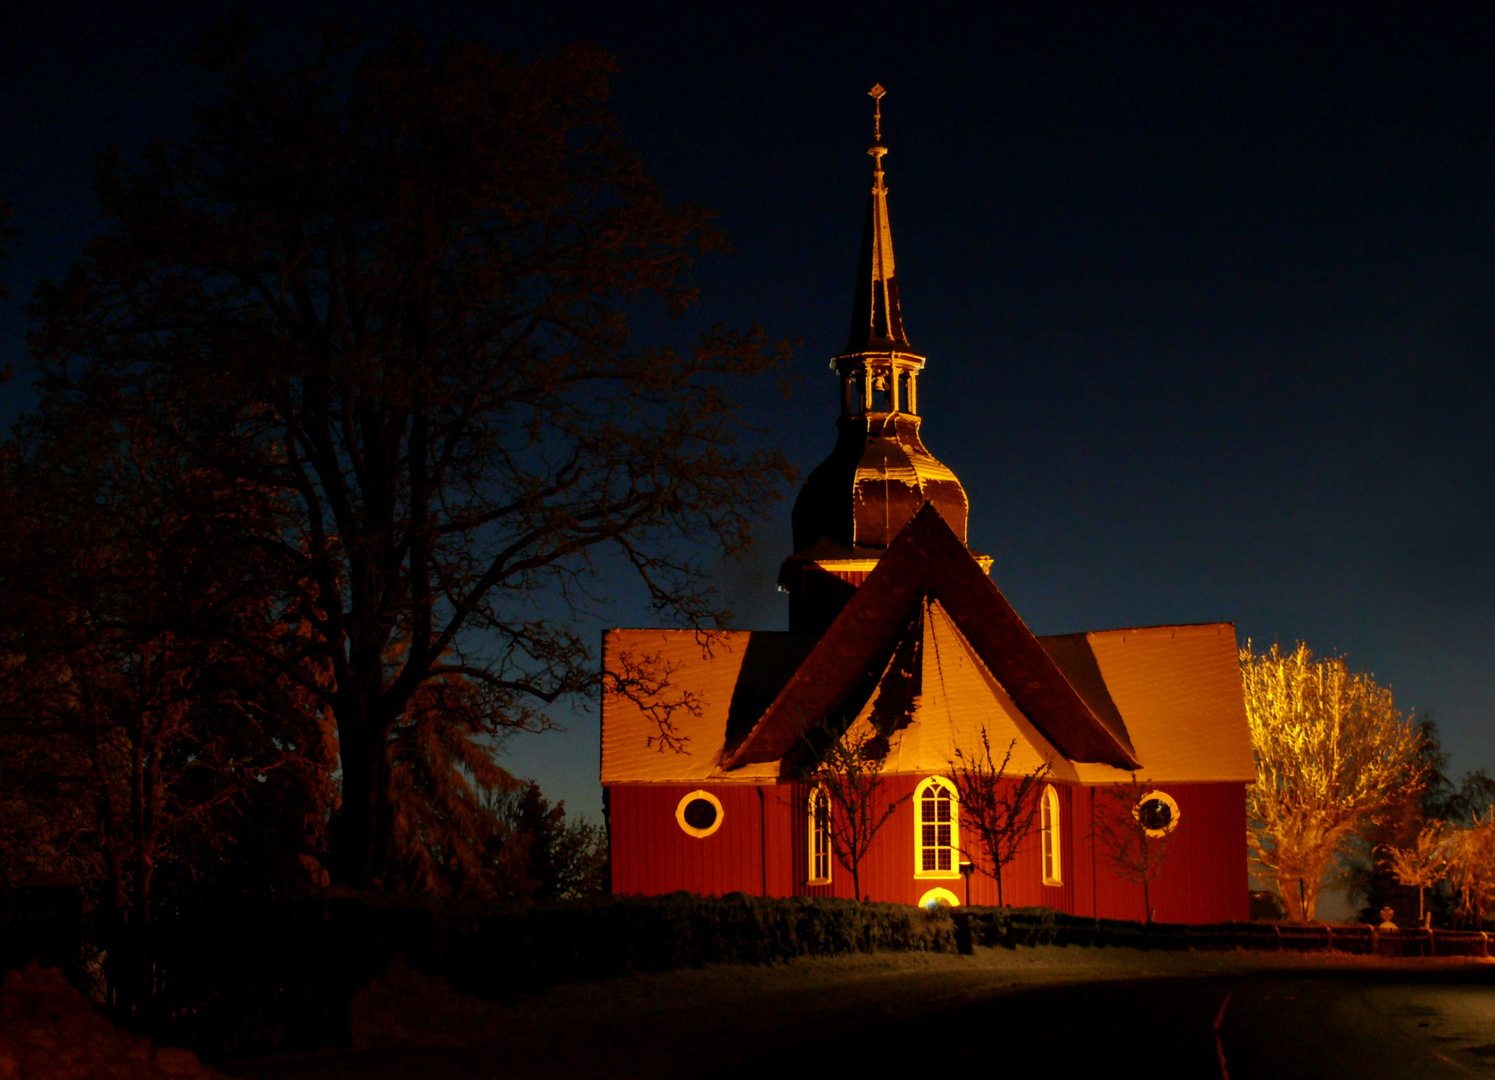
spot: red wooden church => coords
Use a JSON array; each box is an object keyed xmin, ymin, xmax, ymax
[{"xmin": 601, "ymin": 90, "xmax": 1253, "ymax": 923}]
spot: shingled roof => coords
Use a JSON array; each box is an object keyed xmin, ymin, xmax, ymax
[{"xmin": 723, "ymin": 503, "xmax": 1141, "ymax": 771}]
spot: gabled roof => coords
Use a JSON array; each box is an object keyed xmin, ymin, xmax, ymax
[
  {"xmin": 599, "ymin": 620, "xmax": 1252, "ymax": 784},
  {"xmin": 1050, "ymin": 624, "xmax": 1256, "ymax": 784},
  {"xmin": 723, "ymin": 503, "xmax": 1141, "ymax": 770},
  {"xmin": 600, "ymin": 629, "xmax": 815, "ymax": 784},
  {"xmin": 841, "ymin": 597, "xmax": 1081, "ymax": 781}
]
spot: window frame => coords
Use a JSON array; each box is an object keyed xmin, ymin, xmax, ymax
[
  {"xmin": 914, "ymin": 775, "xmax": 961, "ymax": 880},
  {"xmin": 675, "ymin": 789, "xmax": 724, "ymax": 838},
  {"xmin": 1040, "ymin": 784, "xmax": 1062, "ymax": 886},
  {"xmin": 1134, "ymin": 789, "xmax": 1181, "ymax": 838},
  {"xmin": 918, "ymin": 887, "xmax": 960, "ymax": 909},
  {"xmin": 807, "ymin": 785, "xmax": 833, "ymax": 885}
]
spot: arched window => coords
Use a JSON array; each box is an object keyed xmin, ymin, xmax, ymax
[
  {"xmin": 915, "ymin": 777, "xmax": 959, "ymax": 879},
  {"xmin": 1040, "ymin": 785, "xmax": 1062, "ymax": 886},
  {"xmin": 808, "ymin": 786, "xmax": 832, "ymax": 884}
]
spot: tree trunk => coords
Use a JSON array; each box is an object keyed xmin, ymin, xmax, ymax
[
  {"xmin": 996, "ymin": 865, "xmax": 1005, "ymax": 908},
  {"xmin": 1279, "ymin": 874, "xmax": 1320, "ymax": 922},
  {"xmin": 328, "ymin": 716, "xmax": 394, "ymax": 889}
]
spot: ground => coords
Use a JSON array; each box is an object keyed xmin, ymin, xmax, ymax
[
  {"xmin": 216, "ymin": 947, "xmax": 1495, "ymax": 1080},
  {"xmin": 0, "ymin": 964, "xmax": 221, "ymax": 1080}
]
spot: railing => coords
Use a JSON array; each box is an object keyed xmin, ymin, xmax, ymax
[{"xmin": 952, "ymin": 909, "xmax": 1495, "ymax": 957}]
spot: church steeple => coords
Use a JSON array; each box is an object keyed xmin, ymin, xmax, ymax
[
  {"xmin": 781, "ymin": 85, "xmax": 987, "ymax": 636},
  {"xmin": 844, "ymin": 84, "xmax": 911, "ymax": 355}
]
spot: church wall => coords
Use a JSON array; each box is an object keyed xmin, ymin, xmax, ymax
[
  {"xmin": 1083, "ymin": 782, "xmax": 1249, "ymax": 924},
  {"xmin": 609, "ymin": 784, "xmax": 769, "ymax": 897},
  {"xmin": 610, "ymin": 778, "xmax": 1247, "ymax": 924}
]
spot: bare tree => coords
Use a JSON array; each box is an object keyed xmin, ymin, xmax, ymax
[
  {"xmin": 947, "ymin": 726, "xmax": 1051, "ymax": 907},
  {"xmin": 31, "ymin": 35, "xmax": 792, "ymax": 889},
  {"xmin": 1091, "ymin": 775, "xmax": 1176, "ymax": 925},
  {"xmin": 1241, "ymin": 642, "xmax": 1425, "ymax": 921},
  {"xmin": 805, "ymin": 722, "xmax": 908, "ymax": 903}
]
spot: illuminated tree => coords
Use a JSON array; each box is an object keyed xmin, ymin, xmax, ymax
[
  {"xmin": 947, "ymin": 726, "xmax": 1051, "ymax": 907},
  {"xmin": 1383, "ymin": 819, "xmax": 1451, "ymax": 925},
  {"xmin": 804, "ymin": 722, "xmax": 908, "ymax": 903},
  {"xmin": 1444, "ymin": 811, "xmax": 1495, "ymax": 927},
  {"xmin": 1241, "ymin": 642, "xmax": 1425, "ymax": 922},
  {"xmin": 1091, "ymin": 775, "xmax": 1176, "ymax": 924},
  {"xmin": 31, "ymin": 34, "xmax": 792, "ymax": 889}
]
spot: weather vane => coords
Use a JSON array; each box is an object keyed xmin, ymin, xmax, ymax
[{"xmin": 869, "ymin": 83, "xmax": 886, "ymax": 144}]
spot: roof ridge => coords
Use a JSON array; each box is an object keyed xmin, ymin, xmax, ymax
[{"xmin": 724, "ymin": 503, "xmax": 1140, "ymax": 770}]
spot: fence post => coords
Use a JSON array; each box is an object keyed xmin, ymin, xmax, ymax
[{"xmin": 953, "ymin": 911, "xmax": 973, "ymax": 955}]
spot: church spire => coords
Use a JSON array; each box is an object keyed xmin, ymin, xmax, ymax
[
  {"xmin": 844, "ymin": 83, "xmax": 912, "ymax": 355},
  {"xmin": 781, "ymin": 83, "xmax": 984, "ymax": 634}
]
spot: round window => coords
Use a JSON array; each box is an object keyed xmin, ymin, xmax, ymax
[
  {"xmin": 675, "ymin": 790, "xmax": 724, "ymax": 838},
  {"xmin": 683, "ymin": 798, "xmax": 717, "ymax": 830},
  {"xmin": 1134, "ymin": 790, "xmax": 1180, "ymax": 837}
]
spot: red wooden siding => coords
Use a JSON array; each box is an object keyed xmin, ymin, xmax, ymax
[
  {"xmin": 1084, "ymin": 782, "xmax": 1249, "ymax": 924},
  {"xmin": 609, "ymin": 785, "xmax": 768, "ymax": 897},
  {"xmin": 607, "ymin": 778, "xmax": 1247, "ymax": 924}
]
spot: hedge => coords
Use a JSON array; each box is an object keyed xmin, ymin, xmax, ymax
[
  {"xmin": 5, "ymin": 890, "xmax": 1492, "ymax": 1063},
  {"xmin": 448, "ymin": 892, "xmax": 959, "ymax": 996}
]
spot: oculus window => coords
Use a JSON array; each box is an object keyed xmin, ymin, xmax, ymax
[
  {"xmin": 1134, "ymin": 790, "xmax": 1180, "ymax": 838},
  {"xmin": 675, "ymin": 790, "xmax": 724, "ymax": 838}
]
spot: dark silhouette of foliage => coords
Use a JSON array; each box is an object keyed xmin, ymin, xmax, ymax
[
  {"xmin": 0, "ymin": 400, "xmax": 336, "ymax": 925},
  {"xmin": 505, "ymin": 782, "xmax": 608, "ymax": 901},
  {"xmin": 1352, "ymin": 715, "xmax": 1495, "ymax": 925},
  {"xmin": 30, "ymin": 32, "xmax": 792, "ymax": 890},
  {"xmin": 947, "ymin": 726, "xmax": 1051, "ymax": 907},
  {"xmin": 381, "ymin": 677, "xmax": 606, "ymax": 904}
]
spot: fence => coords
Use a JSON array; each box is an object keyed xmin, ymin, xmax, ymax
[
  {"xmin": 953, "ymin": 908, "xmax": 1495, "ymax": 958},
  {"xmin": 2, "ymin": 890, "xmax": 1491, "ymax": 1063}
]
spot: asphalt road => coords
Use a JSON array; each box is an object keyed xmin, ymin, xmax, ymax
[
  {"xmin": 227, "ymin": 956, "xmax": 1495, "ymax": 1079},
  {"xmin": 725, "ymin": 968, "xmax": 1495, "ymax": 1079}
]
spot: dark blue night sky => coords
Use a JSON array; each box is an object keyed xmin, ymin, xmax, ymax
[{"xmin": 4, "ymin": 2, "xmax": 1494, "ymax": 819}]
